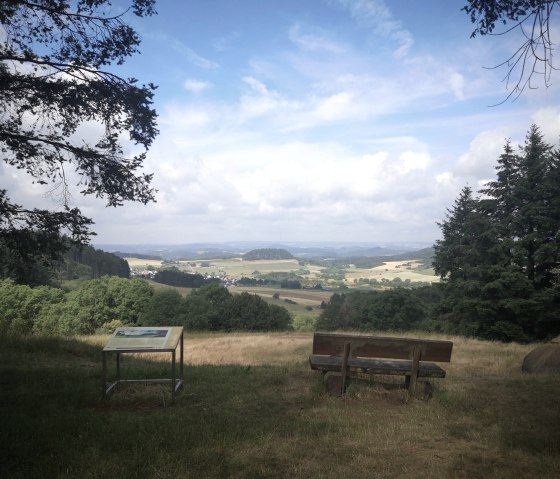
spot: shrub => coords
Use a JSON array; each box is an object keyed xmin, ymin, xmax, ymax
[{"xmin": 293, "ymin": 315, "xmax": 316, "ymax": 332}]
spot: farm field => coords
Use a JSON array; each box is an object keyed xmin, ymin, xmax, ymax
[
  {"xmin": 125, "ymin": 258, "xmax": 164, "ymax": 268},
  {"xmin": 2, "ymin": 332, "xmax": 559, "ymax": 478},
  {"xmin": 345, "ymin": 260, "xmax": 439, "ymax": 284},
  {"xmin": 143, "ymin": 280, "xmax": 327, "ymax": 318},
  {"xmin": 176, "ymin": 258, "xmax": 317, "ymax": 279},
  {"xmin": 126, "ymin": 256, "xmax": 439, "ymax": 285}
]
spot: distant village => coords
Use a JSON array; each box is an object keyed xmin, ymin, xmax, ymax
[{"xmin": 129, "ymin": 263, "xmax": 237, "ymax": 287}]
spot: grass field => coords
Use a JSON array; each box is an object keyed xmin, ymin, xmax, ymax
[{"xmin": 1, "ymin": 332, "xmax": 559, "ymax": 478}]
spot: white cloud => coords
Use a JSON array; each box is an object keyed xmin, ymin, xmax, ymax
[
  {"xmin": 532, "ymin": 107, "xmax": 560, "ymax": 143},
  {"xmin": 171, "ymin": 39, "xmax": 218, "ymax": 69},
  {"xmin": 333, "ymin": 0, "xmax": 414, "ymax": 58},
  {"xmin": 288, "ymin": 23, "xmax": 345, "ymax": 54},
  {"xmin": 183, "ymin": 79, "xmax": 211, "ymax": 94},
  {"xmin": 398, "ymin": 151, "xmax": 431, "ymax": 174},
  {"xmin": 454, "ymin": 129, "xmax": 510, "ymax": 180}
]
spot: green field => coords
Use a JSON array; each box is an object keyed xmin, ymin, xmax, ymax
[{"xmin": 1, "ymin": 332, "xmax": 558, "ymax": 478}]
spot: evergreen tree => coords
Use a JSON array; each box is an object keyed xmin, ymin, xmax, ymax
[
  {"xmin": 512, "ymin": 126, "xmax": 559, "ymax": 288},
  {"xmin": 433, "ymin": 186, "xmax": 505, "ymax": 282},
  {"xmin": 482, "ymin": 126, "xmax": 560, "ymax": 289},
  {"xmin": 433, "ymin": 125, "xmax": 560, "ymax": 341}
]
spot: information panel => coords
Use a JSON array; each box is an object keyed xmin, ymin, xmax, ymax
[
  {"xmin": 103, "ymin": 326, "xmax": 183, "ymax": 352},
  {"xmin": 101, "ymin": 326, "xmax": 185, "ymax": 400}
]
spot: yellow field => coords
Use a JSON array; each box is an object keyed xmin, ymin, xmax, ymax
[
  {"xmin": 124, "ymin": 257, "xmax": 163, "ymax": 268},
  {"xmin": 345, "ymin": 260, "xmax": 439, "ymax": 284}
]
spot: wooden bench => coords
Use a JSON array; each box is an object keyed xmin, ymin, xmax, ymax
[{"xmin": 309, "ymin": 332, "xmax": 453, "ymax": 398}]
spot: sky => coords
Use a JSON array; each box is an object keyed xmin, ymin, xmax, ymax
[{"xmin": 3, "ymin": 0, "xmax": 560, "ymax": 246}]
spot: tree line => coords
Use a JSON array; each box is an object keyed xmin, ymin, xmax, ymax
[
  {"xmin": 0, "ymin": 241, "xmax": 130, "ymax": 286},
  {"xmin": 152, "ymin": 267, "xmax": 220, "ymax": 288},
  {"xmin": 0, "ymin": 277, "xmax": 292, "ymax": 336},
  {"xmin": 318, "ymin": 125, "xmax": 560, "ymax": 342},
  {"xmin": 242, "ymin": 248, "xmax": 294, "ymax": 260}
]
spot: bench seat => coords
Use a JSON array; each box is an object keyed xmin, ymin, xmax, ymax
[
  {"xmin": 309, "ymin": 354, "xmax": 447, "ymax": 378},
  {"xmin": 309, "ymin": 332, "xmax": 453, "ymax": 398}
]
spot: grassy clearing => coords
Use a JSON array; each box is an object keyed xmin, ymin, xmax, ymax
[{"xmin": 1, "ymin": 331, "xmax": 559, "ymax": 478}]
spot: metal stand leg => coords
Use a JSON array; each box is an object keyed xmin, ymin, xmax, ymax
[
  {"xmin": 102, "ymin": 351, "xmax": 107, "ymax": 398},
  {"xmin": 171, "ymin": 350, "xmax": 176, "ymax": 402},
  {"xmin": 116, "ymin": 352, "xmax": 121, "ymax": 383},
  {"xmin": 180, "ymin": 332, "xmax": 184, "ymax": 385}
]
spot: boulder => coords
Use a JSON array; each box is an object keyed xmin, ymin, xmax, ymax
[{"xmin": 522, "ymin": 343, "xmax": 560, "ymax": 373}]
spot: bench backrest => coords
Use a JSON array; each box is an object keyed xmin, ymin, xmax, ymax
[{"xmin": 312, "ymin": 332, "xmax": 453, "ymax": 362}]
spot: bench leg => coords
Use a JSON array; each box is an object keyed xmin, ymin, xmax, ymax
[
  {"xmin": 406, "ymin": 347, "xmax": 421, "ymax": 402},
  {"xmin": 340, "ymin": 342, "xmax": 351, "ymax": 396},
  {"xmin": 324, "ymin": 372, "xmax": 346, "ymax": 396},
  {"xmin": 405, "ymin": 378, "xmax": 434, "ymax": 400}
]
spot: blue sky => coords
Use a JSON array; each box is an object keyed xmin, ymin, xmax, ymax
[{"xmin": 4, "ymin": 0, "xmax": 560, "ymax": 246}]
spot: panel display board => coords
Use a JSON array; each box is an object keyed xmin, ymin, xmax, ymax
[
  {"xmin": 101, "ymin": 326, "xmax": 184, "ymax": 400},
  {"xmin": 103, "ymin": 327, "xmax": 183, "ymax": 352}
]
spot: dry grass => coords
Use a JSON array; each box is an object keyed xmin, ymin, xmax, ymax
[
  {"xmin": 181, "ymin": 332, "xmax": 311, "ymax": 366},
  {"xmin": 4, "ymin": 332, "xmax": 559, "ymax": 478}
]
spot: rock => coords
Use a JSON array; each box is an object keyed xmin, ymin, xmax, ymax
[{"xmin": 522, "ymin": 343, "xmax": 560, "ymax": 373}]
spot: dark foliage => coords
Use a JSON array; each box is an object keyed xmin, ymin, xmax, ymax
[
  {"xmin": 59, "ymin": 244, "xmax": 130, "ymax": 280},
  {"xmin": 432, "ymin": 125, "xmax": 560, "ymax": 341},
  {"xmin": 280, "ymin": 279, "xmax": 302, "ymax": 289},
  {"xmin": 316, "ymin": 289, "xmax": 427, "ymax": 332},
  {"xmin": 237, "ymin": 277, "xmax": 275, "ymax": 286},
  {"xmin": 242, "ymin": 248, "xmax": 294, "ymax": 260},
  {"xmin": 153, "ymin": 267, "xmax": 218, "ymax": 288},
  {"xmin": 0, "ymin": 1, "xmax": 158, "ymax": 277}
]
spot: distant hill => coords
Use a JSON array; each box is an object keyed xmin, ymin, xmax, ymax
[
  {"xmin": 112, "ymin": 252, "xmax": 163, "ymax": 261},
  {"xmin": 243, "ymin": 248, "xmax": 294, "ymax": 260},
  {"xmin": 305, "ymin": 247, "xmax": 434, "ymax": 269},
  {"xmin": 95, "ymin": 241, "xmax": 433, "ymax": 261}
]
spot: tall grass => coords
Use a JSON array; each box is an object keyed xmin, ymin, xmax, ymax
[{"xmin": 1, "ymin": 332, "xmax": 559, "ymax": 478}]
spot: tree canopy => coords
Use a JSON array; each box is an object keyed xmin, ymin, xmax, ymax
[
  {"xmin": 432, "ymin": 125, "xmax": 560, "ymax": 341},
  {"xmin": 0, "ymin": 0, "xmax": 158, "ymax": 281},
  {"xmin": 463, "ymin": 0, "xmax": 558, "ymax": 101}
]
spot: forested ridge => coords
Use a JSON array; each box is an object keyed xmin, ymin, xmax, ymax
[
  {"xmin": 0, "ymin": 242, "xmax": 130, "ymax": 286},
  {"xmin": 243, "ymin": 248, "xmax": 294, "ymax": 260}
]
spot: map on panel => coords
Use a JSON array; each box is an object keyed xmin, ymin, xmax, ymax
[{"xmin": 103, "ymin": 327, "xmax": 183, "ymax": 351}]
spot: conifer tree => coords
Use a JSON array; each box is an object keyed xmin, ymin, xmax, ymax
[{"xmin": 0, "ymin": 1, "xmax": 158, "ymax": 284}]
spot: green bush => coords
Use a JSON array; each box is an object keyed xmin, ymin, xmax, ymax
[
  {"xmin": 293, "ymin": 315, "xmax": 316, "ymax": 331},
  {"xmin": 316, "ymin": 289, "xmax": 427, "ymax": 332}
]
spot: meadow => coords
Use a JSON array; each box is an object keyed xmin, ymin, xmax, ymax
[{"xmin": 1, "ymin": 331, "xmax": 559, "ymax": 478}]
